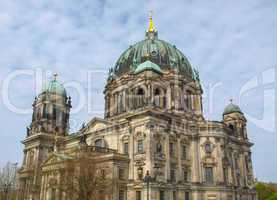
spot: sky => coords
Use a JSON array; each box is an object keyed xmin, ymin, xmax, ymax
[{"xmin": 0, "ymin": 0, "xmax": 276, "ymax": 182}]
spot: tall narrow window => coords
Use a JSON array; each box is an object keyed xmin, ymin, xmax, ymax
[
  {"xmin": 154, "ymin": 88, "xmax": 161, "ymax": 107},
  {"xmin": 119, "ymin": 168, "xmax": 125, "ymax": 180},
  {"xmin": 136, "ymin": 88, "xmax": 145, "ymax": 108},
  {"xmin": 184, "ymin": 91, "xmax": 192, "ymax": 110},
  {"xmin": 123, "ymin": 142, "xmax": 129, "ymax": 155},
  {"xmin": 43, "ymin": 104, "xmax": 47, "ymax": 118},
  {"xmin": 170, "ymin": 169, "xmax": 176, "ymax": 182},
  {"xmin": 169, "ymin": 142, "xmax": 174, "ymax": 156},
  {"xmin": 204, "ymin": 143, "xmax": 212, "ymax": 153},
  {"xmin": 245, "ymin": 156, "xmax": 249, "ymax": 171},
  {"xmin": 137, "ymin": 140, "xmax": 144, "ymax": 154},
  {"xmin": 119, "ymin": 93, "xmax": 124, "ymax": 113},
  {"xmin": 173, "ymin": 191, "xmax": 177, "ymax": 200},
  {"xmin": 205, "ymin": 167, "xmax": 214, "ymax": 184},
  {"xmin": 185, "ymin": 192, "xmax": 190, "ymax": 200},
  {"xmin": 136, "ymin": 191, "xmax": 141, "ymax": 200},
  {"xmin": 182, "ymin": 145, "xmax": 187, "ymax": 159},
  {"xmin": 53, "ymin": 105, "xmax": 57, "ymax": 120},
  {"xmin": 160, "ymin": 191, "xmax": 165, "ymax": 200},
  {"xmin": 156, "ymin": 142, "xmax": 163, "ymax": 154},
  {"xmin": 223, "ymin": 167, "xmax": 228, "ymax": 184},
  {"xmin": 119, "ymin": 190, "xmax": 125, "ymax": 200},
  {"xmin": 183, "ymin": 170, "xmax": 188, "ymax": 182}
]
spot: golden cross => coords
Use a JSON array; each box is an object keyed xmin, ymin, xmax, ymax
[
  {"xmin": 53, "ymin": 73, "xmax": 58, "ymax": 81},
  {"xmin": 149, "ymin": 10, "xmax": 153, "ymax": 19},
  {"xmin": 148, "ymin": 10, "xmax": 155, "ymax": 32}
]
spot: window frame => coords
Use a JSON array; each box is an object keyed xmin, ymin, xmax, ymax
[
  {"xmin": 123, "ymin": 142, "xmax": 129, "ymax": 155},
  {"xmin": 137, "ymin": 139, "xmax": 144, "ymax": 154},
  {"xmin": 169, "ymin": 142, "xmax": 175, "ymax": 156},
  {"xmin": 182, "ymin": 145, "xmax": 187, "ymax": 159},
  {"xmin": 205, "ymin": 167, "xmax": 214, "ymax": 184},
  {"xmin": 170, "ymin": 169, "xmax": 176, "ymax": 182},
  {"xmin": 136, "ymin": 191, "xmax": 141, "ymax": 200}
]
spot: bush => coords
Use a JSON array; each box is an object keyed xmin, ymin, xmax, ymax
[
  {"xmin": 267, "ymin": 192, "xmax": 277, "ymax": 200},
  {"xmin": 255, "ymin": 182, "xmax": 274, "ymax": 200}
]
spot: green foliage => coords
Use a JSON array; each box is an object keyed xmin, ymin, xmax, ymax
[
  {"xmin": 255, "ymin": 182, "xmax": 274, "ymax": 200},
  {"xmin": 267, "ymin": 192, "xmax": 277, "ymax": 200}
]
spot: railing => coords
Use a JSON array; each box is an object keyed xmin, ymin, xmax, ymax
[{"xmin": 81, "ymin": 146, "xmax": 117, "ymax": 154}]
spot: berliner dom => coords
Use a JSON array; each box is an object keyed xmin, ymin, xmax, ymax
[{"xmin": 17, "ymin": 15, "xmax": 257, "ymax": 200}]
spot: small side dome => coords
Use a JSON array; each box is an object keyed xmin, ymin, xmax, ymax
[
  {"xmin": 41, "ymin": 74, "xmax": 67, "ymax": 97},
  {"xmin": 223, "ymin": 100, "xmax": 243, "ymax": 115}
]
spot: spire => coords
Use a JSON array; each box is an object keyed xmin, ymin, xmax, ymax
[
  {"xmin": 146, "ymin": 10, "xmax": 158, "ymax": 39},
  {"xmin": 148, "ymin": 10, "xmax": 155, "ymax": 33}
]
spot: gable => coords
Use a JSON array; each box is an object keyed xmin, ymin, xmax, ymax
[
  {"xmin": 86, "ymin": 117, "xmax": 110, "ymax": 132},
  {"xmin": 42, "ymin": 152, "xmax": 73, "ymax": 166}
]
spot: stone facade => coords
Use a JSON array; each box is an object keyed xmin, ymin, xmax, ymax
[{"xmin": 18, "ymin": 17, "xmax": 257, "ymax": 200}]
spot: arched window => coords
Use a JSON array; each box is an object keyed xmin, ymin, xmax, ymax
[
  {"xmin": 184, "ymin": 91, "xmax": 192, "ymax": 110},
  {"xmin": 43, "ymin": 104, "xmax": 47, "ymax": 118},
  {"xmin": 205, "ymin": 143, "xmax": 212, "ymax": 153},
  {"xmin": 154, "ymin": 88, "xmax": 160, "ymax": 96},
  {"xmin": 95, "ymin": 139, "xmax": 105, "ymax": 148},
  {"xmin": 205, "ymin": 167, "xmax": 214, "ymax": 184},
  {"xmin": 153, "ymin": 87, "xmax": 166, "ymax": 108},
  {"xmin": 36, "ymin": 107, "xmax": 41, "ymax": 119},
  {"xmin": 53, "ymin": 105, "xmax": 57, "ymax": 120},
  {"xmin": 154, "ymin": 88, "xmax": 161, "ymax": 107},
  {"xmin": 137, "ymin": 88, "xmax": 145, "ymax": 96},
  {"xmin": 118, "ymin": 93, "xmax": 124, "ymax": 113},
  {"xmin": 135, "ymin": 87, "xmax": 145, "ymax": 108},
  {"xmin": 156, "ymin": 142, "xmax": 163, "ymax": 154}
]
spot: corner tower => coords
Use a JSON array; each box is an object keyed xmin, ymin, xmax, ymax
[
  {"xmin": 29, "ymin": 74, "xmax": 71, "ymax": 136},
  {"xmin": 223, "ymin": 100, "xmax": 248, "ymax": 140},
  {"xmin": 18, "ymin": 74, "xmax": 71, "ymax": 200}
]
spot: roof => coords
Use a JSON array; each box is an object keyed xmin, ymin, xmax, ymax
[
  {"xmin": 223, "ymin": 102, "xmax": 243, "ymax": 115},
  {"xmin": 41, "ymin": 79, "xmax": 67, "ymax": 97},
  {"xmin": 110, "ymin": 16, "xmax": 196, "ymax": 80},
  {"xmin": 134, "ymin": 60, "xmax": 162, "ymax": 74}
]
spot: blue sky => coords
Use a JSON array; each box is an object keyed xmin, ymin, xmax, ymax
[{"xmin": 0, "ymin": 0, "xmax": 276, "ymax": 182}]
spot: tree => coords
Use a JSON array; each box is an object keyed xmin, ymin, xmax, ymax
[
  {"xmin": 0, "ymin": 162, "xmax": 18, "ymax": 200},
  {"xmin": 267, "ymin": 192, "xmax": 277, "ymax": 200},
  {"xmin": 57, "ymin": 150, "xmax": 113, "ymax": 200},
  {"xmin": 255, "ymin": 182, "xmax": 274, "ymax": 200}
]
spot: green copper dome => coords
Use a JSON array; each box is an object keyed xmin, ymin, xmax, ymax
[
  {"xmin": 113, "ymin": 37, "xmax": 194, "ymax": 78},
  {"xmin": 111, "ymin": 17, "xmax": 195, "ymax": 79},
  {"xmin": 41, "ymin": 77, "xmax": 67, "ymax": 97},
  {"xmin": 223, "ymin": 102, "xmax": 243, "ymax": 115},
  {"xmin": 134, "ymin": 60, "xmax": 162, "ymax": 74}
]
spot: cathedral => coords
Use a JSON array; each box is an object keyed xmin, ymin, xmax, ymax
[{"xmin": 18, "ymin": 16, "xmax": 257, "ymax": 200}]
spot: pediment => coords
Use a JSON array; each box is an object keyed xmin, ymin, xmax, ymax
[
  {"xmin": 42, "ymin": 152, "xmax": 73, "ymax": 166},
  {"xmin": 85, "ymin": 117, "xmax": 111, "ymax": 132}
]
